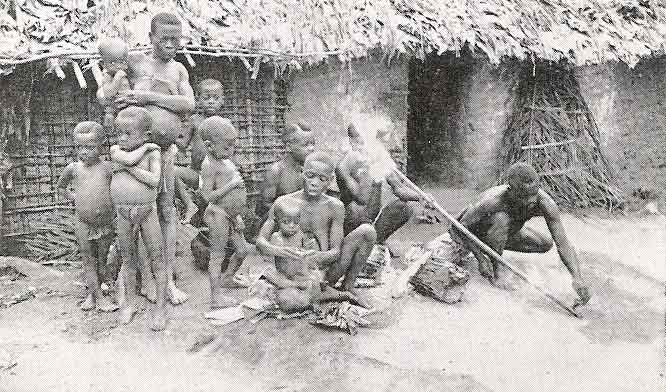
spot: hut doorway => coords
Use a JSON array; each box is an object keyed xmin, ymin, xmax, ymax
[{"xmin": 406, "ymin": 52, "xmax": 474, "ymax": 185}]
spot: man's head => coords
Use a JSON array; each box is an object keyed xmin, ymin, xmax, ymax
[
  {"xmin": 73, "ymin": 121, "xmax": 104, "ymax": 164},
  {"xmin": 506, "ymin": 162, "xmax": 540, "ymax": 203},
  {"xmin": 149, "ymin": 12, "xmax": 182, "ymax": 61},
  {"xmin": 98, "ymin": 37, "xmax": 128, "ymax": 74},
  {"xmin": 282, "ymin": 122, "xmax": 315, "ymax": 163},
  {"xmin": 302, "ymin": 151, "xmax": 335, "ymax": 198},
  {"xmin": 197, "ymin": 79, "xmax": 224, "ymax": 116},
  {"xmin": 274, "ymin": 203, "xmax": 301, "ymax": 238},
  {"xmin": 115, "ymin": 106, "xmax": 153, "ymax": 151},
  {"xmin": 199, "ymin": 116, "xmax": 237, "ymax": 160}
]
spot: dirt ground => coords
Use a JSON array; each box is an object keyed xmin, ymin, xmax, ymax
[{"xmin": 0, "ymin": 187, "xmax": 664, "ymax": 392}]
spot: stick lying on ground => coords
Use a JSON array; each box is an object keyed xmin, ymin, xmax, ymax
[{"xmin": 392, "ymin": 168, "xmax": 581, "ymax": 319}]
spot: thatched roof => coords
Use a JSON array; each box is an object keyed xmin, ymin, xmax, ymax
[{"xmin": 1, "ymin": 0, "xmax": 666, "ymax": 75}]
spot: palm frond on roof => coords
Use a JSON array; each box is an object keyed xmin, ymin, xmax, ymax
[{"xmin": 0, "ymin": 0, "xmax": 665, "ymax": 73}]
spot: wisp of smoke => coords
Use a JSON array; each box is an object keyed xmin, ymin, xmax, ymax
[{"xmin": 348, "ymin": 113, "xmax": 397, "ymax": 179}]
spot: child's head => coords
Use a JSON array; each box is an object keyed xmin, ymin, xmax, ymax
[
  {"xmin": 197, "ymin": 79, "xmax": 224, "ymax": 116},
  {"xmin": 73, "ymin": 121, "xmax": 104, "ymax": 164},
  {"xmin": 274, "ymin": 203, "xmax": 301, "ymax": 237},
  {"xmin": 282, "ymin": 122, "xmax": 315, "ymax": 163},
  {"xmin": 115, "ymin": 106, "xmax": 152, "ymax": 151},
  {"xmin": 149, "ymin": 12, "xmax": 182, "ymax": 61},
  {"xmin": 199, "ymin": 116, "xmax": 237, "ymax": 160},
  {"xmin": 98, "ymin": 37, "xmax": 129, "ymax": 74}
]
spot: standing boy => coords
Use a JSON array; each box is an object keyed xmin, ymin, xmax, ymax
[
  {"xmin": 175, "ymin": 78, "xmax": 225, "ymax": 224},
  {"xmin": 115, "ymin": 12, "xmax": 195, "ymax": 305},
  {"xmin": 110, "ymin": 107, "xmax": 166, "ymax": 331},
  {"xmin": 199, "ymin": 117, "xmax": 249, "ymax": 308},
  {"xmin": 57, "ymin": 121, "xmax": 117, "ymax": 312}
]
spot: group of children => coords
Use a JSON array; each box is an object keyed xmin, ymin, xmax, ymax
[{"xmin": 57, "ymin": 11, "xmax": 357, "ymax": 332}]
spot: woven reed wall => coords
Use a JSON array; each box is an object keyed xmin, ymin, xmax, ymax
[{"xmin": 0, "ymin": 57, "xmax": 287, "ymax": 238}]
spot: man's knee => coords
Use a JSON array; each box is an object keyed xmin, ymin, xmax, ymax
[{"xmin": 356, "ymin": 223, "xmax": 377, "ymax": 244}]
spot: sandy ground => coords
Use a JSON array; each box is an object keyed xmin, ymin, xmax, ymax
[{"xmin": 0, "ymin": 188, "xmax": 664, "ymax": 392}]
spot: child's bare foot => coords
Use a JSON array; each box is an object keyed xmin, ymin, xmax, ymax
[
  {"xmin": 211, "ymin": 293, "xmax": 238, "ymax": 309},
  {"xmin": 219, "ymin": 274, "xmax": 244, "ymax": 289},
  {"xmin": 168, "ymin": 283, "xmax": 189, "ymax": 305},
  {"xmin": 149, "ymin": 306, "xmax": 168, "ymax": 331},
  {"xmin": 140, "ymin": 279, "xmax": 158, "ymax": 303},
  {"xmin": 96, "ymin": 296, "xmax": 119, "ymax": 312},
  {"xmin": 120, "ymin": 304, "xmax": 137, "ymax": 324},
  {"xmin": 80, "ymin": 294, "xmax": 95, "ymax": 311}
]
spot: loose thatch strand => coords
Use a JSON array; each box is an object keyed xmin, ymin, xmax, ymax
[{"xmin": 1, "ymin": 0, "xmax": 666, "ymax": 74}]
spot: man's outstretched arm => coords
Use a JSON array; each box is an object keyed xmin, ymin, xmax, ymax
[{"xmin": 541, "ymin": 193, "xmax": 591, "ymax": 305}]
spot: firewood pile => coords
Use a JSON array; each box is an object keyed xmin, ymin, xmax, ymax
[
  {"xmin": 502, "ymin": 62, "xmax": 624, "ymax": 210},
  {"xmin": 19, "ymin": 210, "xmax": 79, "ymax": 265}
]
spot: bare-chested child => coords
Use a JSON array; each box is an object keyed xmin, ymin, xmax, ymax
[
  {"xmin": 97, "ymin": 37, "xmax": 132, "ymax": 129},
  {"xmin": 256, "ymin": 122, "xmax": 315, "ymax": 222},
  {"xmin": 263, "ymin": 203, "xmax": 359, "ymax": 312},
  {"xmin": 175, "ymin": 78, "xmax": 225, "ymax": 224},
  {"xmin": 114, "ymin": 12, "xmax": 195, "ymax": 305},
  {"xmin": 199, "ymin": 117, "xmax": 249, "ymax": 308},
  {"xmin": 57, "ymin": 121, "xmax": 117, "ymax": 312},
  {"xmin": 257, "ymin": 152, "xmax": 375, "ymax": 310},
  {"xmin": 110, "ymin": 106, "xmax": 167, "ymax": 331}
]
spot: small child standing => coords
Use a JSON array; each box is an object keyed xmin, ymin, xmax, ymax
[
  {"xmin": 199, "ymin": 117, "xmax": 249, "ymax": 308},
  {"xmin": 175, "ymin": 78, "xmax": 225, "ymax": 224},
  {"xmin": 56, "ymin": 121, "xmax": 117, "ymax": 312},
  {"xmin": 97, "ymin": 37, "xmax": 132, "ymax": 128},
  {"xmin": 109, "ymin": 106, "xmax": 166, "ymax": 331}
]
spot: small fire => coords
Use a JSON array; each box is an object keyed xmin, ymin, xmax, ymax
[{"xmin": 347, "ymin": 112, "xmax": 397, "ymax": 180}]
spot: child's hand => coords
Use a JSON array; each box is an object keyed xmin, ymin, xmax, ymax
[
  {"xmin": 234, "ymin": 216, "xmax": 245, "ymax": 232},
  {"xmin": 113, "ymin": 69, "xmax": 128, "ymax": 81},
  {"xmin": 144, "ymin": 143, "xmax": 161, "ymax": 152}
]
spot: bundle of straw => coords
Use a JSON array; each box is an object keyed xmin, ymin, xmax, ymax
[{"xmin": 21, "ymin": 209, "xmax": 80, "ymax": 265}]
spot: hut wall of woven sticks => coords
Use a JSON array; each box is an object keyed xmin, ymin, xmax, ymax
[
  {"xmin": 0, "ymin": 57, "xmax": 287, "ymax": 253},
  {"xmin": 1, "ymin": 0, "xmax": 666, "ymax": 256}
]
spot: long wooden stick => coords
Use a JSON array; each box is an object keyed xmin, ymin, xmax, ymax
[{"xmin": 393, "ymin": 168, "xmax": 581, "ymax": 318}]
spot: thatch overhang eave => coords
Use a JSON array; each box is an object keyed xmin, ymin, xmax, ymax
[{"xmin": 1, "ymin": 1, "xmax": 666, "ymax": 75}]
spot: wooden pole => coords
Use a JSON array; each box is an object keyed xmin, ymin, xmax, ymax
[{"xmin": 392, "ymin": 168, "xmax": 581, "ymax": 318}]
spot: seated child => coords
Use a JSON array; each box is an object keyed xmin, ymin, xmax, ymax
[
  {"xmin": 263, "ymin": 203, "xmax": 361, "ymax": 313},
  {"xmin": 97, "ymin": 37, "xmax": 132, "ymax": 128},
  {"xmin": 199, "ymin": 117, "xmax": 249, "ymax": 308},
  {"xmin": 56, "ymin": 121, "xmax": 117, "ymax": 312},
  {"xmin": 109, "ymin": 106, "xmax": 167, "ymax": 331}
]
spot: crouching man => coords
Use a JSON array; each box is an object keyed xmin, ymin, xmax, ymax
[{"xmin": 446, "ymin": 162, "xmax": 591, "ymax": 306}]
